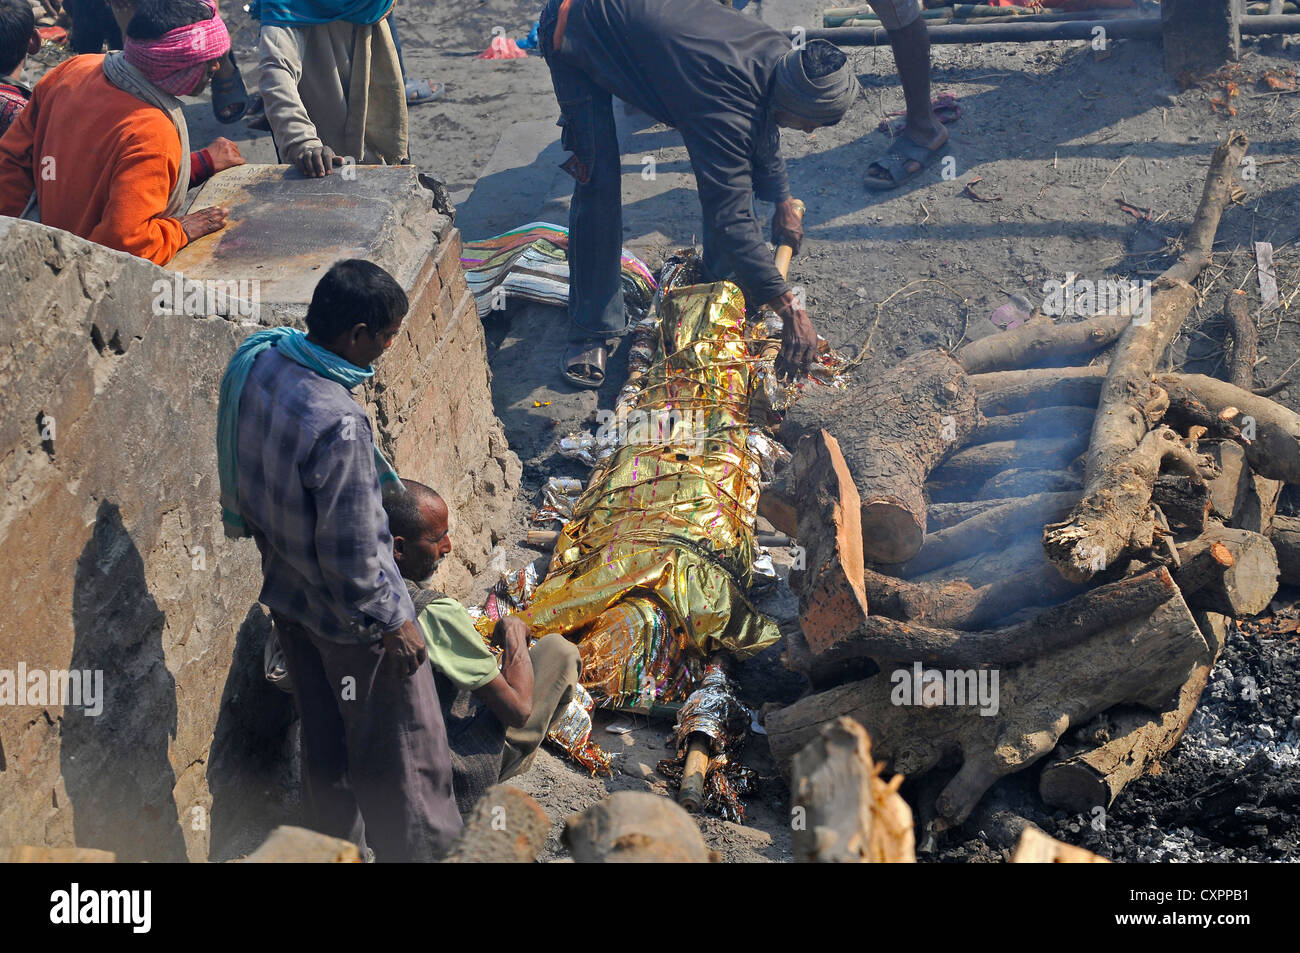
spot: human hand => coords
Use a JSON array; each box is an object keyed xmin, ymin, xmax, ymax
[
  {"xmin": 767, "ymin": 290, "xmax": 817, "ymax": 381},
  {"xmin": 179, "ymin": 205, "xmax": 230, "ymax": 242},
  {"xmin": 383, "ymin": 619, "xmax": 428, "ymax": 678},
  {"xmin": 492, "ymin": 615, "xmax": 532, "ymax": 657},
  {"xmin": 205, "ymin": 137, "xmax": 246, "ymax": 174},
  {"xmin": 771, "ymin": 197, "xmax": 804, "ymax": 253},
  {"xmin": 296, "ymin": 145, "xmax": 343, "ymax": 178}
]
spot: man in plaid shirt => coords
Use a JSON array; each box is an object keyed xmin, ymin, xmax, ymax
[{"xmin": 227, "ymin": 260, "xmax": 461, "ymax": 861}]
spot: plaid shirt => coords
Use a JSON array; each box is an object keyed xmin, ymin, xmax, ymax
[{"xmin": 236, "ymin": 347, "xmax": 413, "ymax": 642}]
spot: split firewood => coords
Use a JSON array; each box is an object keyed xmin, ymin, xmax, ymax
[
  {"xmin": 780, "ymin": 350, "xmax": 979, "ymax": 563},
  {"xmin": 1010, "ymin": 827, "xmax": 1111, "ymax": 863},
  {"xmin": 1204, "ymin": 441, "xmax": 1250, "ymax": 522},
  {"xmin": 1269, "ymin": 516, "xmax": 1300, "ymax": 586},
  {"xmin": 1223, "ymin": 289, "xmax": 1258, "ymax": 391},
  {"xmin": 444, "ymin": 785, "xmax": 550, "ymax": 863},
  {"xmin": 563, "ymin": 791, "xmax": 715, "ymax": 863},
  {"xmin": 1175, "ymin": 522, "xmax": 1279, "ymax": 616},
  {"xmin": 1231, "ymin": 474, "xmax": 1284, "ymax": 536},
  {"xmin": 955, "ymin": 312, "xmax": 1130, "ymax": 375},
  {"xmin": 1043, "ymin": 427, "xmax": 1217, "ymax": 583},
  {"xmin": 972, "ymin": 365, "xmax": 1105, "ymax": 416},
  {"xmin": 897, "ymin": 491, "xmax": 1080, "ymax": 576},
  {"xmin": 790, "ymin": 717, "xmax": 915, "ymax": 863},
  {"xmin": 976, "ymin": 468, "xmax": 1082, "ymax": 500},
  {"xmin": 786, "ymin": 430, "xmax": 870, "ymax": 656},
  {"xmin": 970, "ymin": 406, "xmax": 1098, "ymax": 445},
  {"xmin": 767, "ymin": 592, "xmax": 1208, "ymax": 831},
  {"xmin": 796, "ymin": 566, "xmax": 1178, "ymax": 669},
  {"xmin": 1042, "ymin": 132, "xmax": 1248, "ymax": 581},
  {"xmin": 245, "ymin": 826, "xmax": 361, "ymax": 863},
  {"xmin": 758, "ymin": 468, "xmax": 799, "ymax": 538},
  {"xmin": 930, "ymin": 434, "xmax": 1090, "ymax": 489},
  {"xmin": 1160, "ymin": 375, "xmax": 1246, "ymax": 442},
  {"xmin": 1039, "ymin": 611, "xmax": 1228, "ymax": 813}
]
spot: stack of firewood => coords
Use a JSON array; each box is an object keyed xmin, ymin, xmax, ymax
[{"xmin": 759, "ymin": 130, "xmax": 1300, "ymax": 839}]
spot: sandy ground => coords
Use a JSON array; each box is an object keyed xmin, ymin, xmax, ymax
[{"xmin": 27, "ymin": 0, "xmax": 1300, "ymax": 861}]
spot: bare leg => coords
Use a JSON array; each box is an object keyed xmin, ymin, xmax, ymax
[{"xmin": 886, "ymin": 17, "xmax": 947, "ymax": 169}]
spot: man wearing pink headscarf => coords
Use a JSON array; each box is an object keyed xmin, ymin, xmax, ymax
[{"xmin": 0, "ymin": 0, "xmax": 244, "ymax": 264}]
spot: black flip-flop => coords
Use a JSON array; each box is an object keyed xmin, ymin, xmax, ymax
[
  {"xmin": 211, "ymin": 53, "xmax": 249, "ymax": 125},
  {"xmin": 562, "ymin": 341, "xmax": 606, "ymax": 389},
  {"xmin": 864, "ymin": 137, "xmax": 946, "ymax": 191}
]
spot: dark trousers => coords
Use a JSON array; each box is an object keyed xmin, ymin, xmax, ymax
[
  {"xmin": 272, "ymin": 613, "xmax": 462, "ymax": 861},
  {"xmin": 540, "ymin": 0, "xmax": 628, "ymax": 341}
]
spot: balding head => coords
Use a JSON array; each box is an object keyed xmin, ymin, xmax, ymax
[{"xmin": 383, "ymin": 479, "xmax": 452, "ymax": 583}]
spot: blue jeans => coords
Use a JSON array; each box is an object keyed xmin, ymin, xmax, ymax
[{"xmin": 540, "ymin": 0, "xmax": 628, "ymax": 341}]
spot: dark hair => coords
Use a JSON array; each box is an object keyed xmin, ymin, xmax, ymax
[
  {"xmin": 382, "ymin": 479, "xmax": 441, "ymax": 541},
  {"xmin": 126, "ymin": 0, "xmax": 214, "ymax": 40},
  {"xmin": 306, "ymin": 259, "xmax": 409, "ymax": 342},
  {"xmin": 0, "ymin": 0, "xmax": 34, "ymax": 76},
  {"xmin": 802, "ymin": 40, "xmax": 847, "ymax": 80}
]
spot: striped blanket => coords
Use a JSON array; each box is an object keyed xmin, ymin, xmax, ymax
[{"xmin": 460, "ymin": 222, "xmax": 657, "ymax": 320}]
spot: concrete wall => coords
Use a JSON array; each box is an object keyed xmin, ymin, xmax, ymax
[{"xmin": 0, "ymin": 176, "xmax": 519, "ymax": 860}]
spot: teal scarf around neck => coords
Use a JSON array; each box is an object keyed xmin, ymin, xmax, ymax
[{"xmin": 217, "ymin": 326, "xmax": 401, "ymax": 539}]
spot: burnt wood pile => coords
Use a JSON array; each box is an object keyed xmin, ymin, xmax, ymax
[{"xmin": 760, "ymin": 131, "xmax": 1300, "ymax": 841}]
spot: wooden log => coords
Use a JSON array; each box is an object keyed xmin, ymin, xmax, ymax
[
  {"xmin": 1159, "ymin": 373, "xmax": 1300, "ymax": 483},
  {"xmin": 1044, "ymin": 427, "xmax": 1216, "ymax": 582},
  {"xmin": 1160, "ymin": 374, "xmax": 1246, "ymax": 441},
  {"xmin": 970, "ymin": 405, "xmax": 1098, "ymax": 445},
  {"xmin": 802, "ymin": 566, "xmax": 1178, "ymax": 669},
  {"xmin": 780, "ymin": 350, "xmax": 979, "ymax": 563},
  {"xmin": 1223, "ymin": 289, "xmax": 1257, "ymax": 391},
  {"xmin": 1010, "ymin": 827, "xmax": 1111, "ymax": 863},
  {"xmin": 1232, "ymin": 473, "xmax": 1283, "ymax": 536},
  {"xmin": 976, "ymin": 468, "xmax": 1082, "ymax": 500},
  {"xmin": 563, "ymin": 791, "xmax": 715, "ymax": 863},
  {"xmin": 1042, "ymin": 132, "xmax": 1249, "ymax": 581},
  {"xmin": 956, "ymin": 313, "xmax": 1130, "ymax": 375},
  {"xmin": 787, "ymin": 430, "xmax": 871, "ymax": 657},
  {"xmin": 897, "ymin": 492, "xmax": 1080, "ymax": 577},
  {"xmin": 790, "ymin": 717, "xmax": 916, "ymax": 862},
  {"xmin": 931, "ymin": 434, "xmax": 1090, "ymax": 488},
  {"xmin": 444, "ymin": 785, "xmax": 551, "ymax": 863},
  {"xmin": 1039, "ymin": 611, "xmax": 1228, "ymax": 812},
  {"xmin": 972, "ymin": 365, "xmax": 1105, "ymax": 416},
  {"xmin": 1176, "ymin": 522, "xmax": 1279, "ymax": 616},
  {"xmin": 1205, "ymin": 441, "xmax": 1250, "ymax": 522},
  {"xmin": 1271, "ymin": 515, "xmax": 1300, "ymax": 586},
  {"xmin": 1153, "ymin": 473, "xmax": 1211, "ymax": 535},
  {"xmin": 767, "ymin": 592, "xmax": 1207, "ymax": 831}
]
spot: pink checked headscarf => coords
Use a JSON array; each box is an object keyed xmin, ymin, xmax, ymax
[{"xmin": 123, "ymin": 0, "xmax": 232, "ymax": 97}]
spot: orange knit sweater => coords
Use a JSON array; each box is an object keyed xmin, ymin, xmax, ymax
[{"xmin": 0, "ymin": 54, "xmax": 188, "ymax": 264}]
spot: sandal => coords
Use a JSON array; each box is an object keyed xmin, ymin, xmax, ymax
[
  {"xmin": 406, "ymin": 78, "xmax": 445, "ymax": 105},
  {"xmin": 876, "ymin": 93, "xmax": 962, "ymax": 137},
  {"xmin": 864, "ymin": 136, "xmax": 947, "ymax": 191},
  {"xmin": 211, "ymin": 52, "xmax": 248, "ymax": 124},
  {"xmin": 562, "ymin": 340, "xmax": 606, "ymax": 389}
]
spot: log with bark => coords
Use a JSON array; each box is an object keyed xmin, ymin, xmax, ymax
[
  {"xmin": 767, "ymin": 592, "xmax": 1208, "ymax": 831},
  {"xmin": 930, "ymin": 434, "xmax": 1090, "ymax": 488},
  {"xmin": 790, "ymin": 717, "xmax": 916, "ymax": 862},
  {"xmin": 1160, "ymin": 373, "xmax": 1300, "ymax": 483},
  {"xmin": 970, "ymin": 405, "xmax": 1098, "ymax": 445},
  {"xmin": 563, "ymin": 791, "xmax": 715, "ymax": 863},
  {"xmin": 895, "ymin": 491, "xmax": 1080, "ymax": 576},
  {"xmin": 977, "ymin": 467, "xmax": 1082, "ymax": 499},
  {"xmin": 1175, "ymin": 522, "xmax": 1279, "ymax": 616},
  {"xmin": 1038, "ymin": 612, "xmax": 1229, "ymax": 812},
  {"xmin": 1041, "ymin": 131, "xmax": 1250, "ymax": 582},
  {"xmin": 972, "ymin": 365, "xmax": 1105, "ymax": 416},
  {"xmin": 780, "ymin": 350, "xmax": 979, "ymax": 563},
  {"xmin": 955, "ymin": 312, "xmax": 1130, "ymax": 375},
  {"xmin": 1271, "ymin": 515, "xmax": 1300, "ymax": 586},
  {"xmin": 444, "ymin": 785, "xmax": 551, "ymax": 863},
  {"xmin": 791, "ymin": 565, "xmax": 1178, "ymax": 669},
  {"xmin": 1223, "ymin": 289, "xmax": 1257, "ymax": 391}
]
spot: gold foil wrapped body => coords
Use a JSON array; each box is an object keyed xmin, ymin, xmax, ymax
[{"xmin": 521, "ymin": 278, "xmax": 782, "ymax": 665}]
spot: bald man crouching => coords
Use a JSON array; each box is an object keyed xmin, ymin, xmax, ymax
[{"xmin": 382, "ymin": 479, "xmax": 581, "ymax": 815}]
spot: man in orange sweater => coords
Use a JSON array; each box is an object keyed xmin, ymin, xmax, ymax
[{"xmin": 0, "ymin": 0, "xmax": 240, "ymax": 264}]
